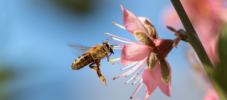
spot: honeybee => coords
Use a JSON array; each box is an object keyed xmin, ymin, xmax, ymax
[{"xmin": 69, "ymin": 41, "xmax": 114, "ymax": 86}]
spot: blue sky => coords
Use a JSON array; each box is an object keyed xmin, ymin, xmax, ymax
[{"xmin": 0, "ymin": 0, "xmax": 206, "ymax": 100}]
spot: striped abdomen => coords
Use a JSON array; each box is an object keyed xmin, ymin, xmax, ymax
[{"xmin": 71, "ymin": 52, "xmax": 94, "ymax": 70}]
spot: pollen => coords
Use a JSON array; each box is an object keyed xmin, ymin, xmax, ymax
[
  {"xmin": 104, "ymin": 32, "xmax": 107, "ymax": 35},
  {"xmin": 125, "ymin": 75, "xmax": 127, "ymax": 77},
  {"xmin": 112, "ymin": 63, "xmax": 114, "ymax": 65},
  {"xmin": 113, "ymin": 77, "xmax": 116, "ymax": 80},
  {"xmin": 124, "ymin": 82, "xmax": 127, "ymax": 84},
  {"xmin": 130, "ymin": 96, "xmax": 133, "ymax": 99},
  {"xmin": 136, "ymin": 73, "xmax": 139, "ymax": 75},
  {"xmin": 134, "ymin": 77, "xmax": 136, "ymax": 80},
  {"xmin": 112, "ymin": 22, "xmax": 115, "ymax": 25},
  {"xmin": 120, "ymin": 68, "xmax": 122, "ymax": 71},
  {"xmin": 132, "ymin": 83, "xmax": 134, "ymax": 85},
  {"xmin": 106, "ymin": 38, "xmax": 109, "ymax": 40}
]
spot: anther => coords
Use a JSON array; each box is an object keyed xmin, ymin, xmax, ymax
[
  {"xmin": 112, "ymin": 63, "xmax": 114, "ymax": 65},
  {"xmin": 125, "ymin": 75, "xmax": 127, "ymax": 77},
  {"xmin": 134, "ymin": 77, "xmax": 136, "ymax": 80},
  {"xmin": 112, "ymin": 22, "xmax": 115, "ymax": 25},
  {"xmin": 130, "ymin": 96, "xmax": 133, "ymax": 99},
  {"xmin": 136, "ymin": 73, "xmax": 139, "ymax": 75},
  {"xmin": 118, "ymin": 26, "xmax": 121, "ymax": 28},
  {"xmin": 120, "ymin": 68, "xmax": 122, "ymax": 71},
  {"xmin": 132, "ymin": 83, "xmax": 134, "ymax": 85},
  {"xmin": 106, "ymin": 38, "xmax": 109, "ymax": 40},
  {"xmin": 104, "ymin": 32, "xmax": 107, "ymax": 35},
  {"xmin": 113, "ymin": 77, "xmax": 116, "ymax": 80},
  {"xmin": 110, "ymin": 58, "xmax": 121, "ymax": 63},
  {"xmin": 124, "ymin": 82, "xmax": 127, "ymax": 84}
]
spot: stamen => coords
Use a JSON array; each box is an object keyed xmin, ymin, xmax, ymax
[
  {"xmin": 125, "ymin": 60, "xmax": 145, "ymax": 84},
  {"xmin": 113, "ymin": 48, "xmax": 122, "ymax": 50},
  {"xmin": 105, "ymin": 32, "xmax": 140, "ymax": 45},
  {"xmin": 112, "ymin": 62, "xmax": 122, "ymax": 65},
  {"xmin": 145, "ymin": 92, "xmax": 151, "ymax": 100},
  {"xmin": 130, "ymin": 79, "xmax": 143, "ymax": 99},
  {"xmin": 111, "ymin": 37, "xmax": 132, "ymax": 44},
  {"xmin": 113, "ymin": 58, "xmax": 146, "ymax": 80},
  {"xmin": 125, "ymin": 58, "xmax": 147, "ymax": 76},
  {"xmin": 136, "ymin": 66, "xmax": 146, "ymax": 75},
  {"xmin": 114, "ymin": 45, "xmax": 121, "ymax": 48},
  {"xmin": 106, "ymin": 38, "xmax": 124, "ymax": 47},
  {"xmin": 110, "ymin": 58, "xmax": 121, "ymax": 63},
  {"xmin": 133, "ymin": 76, "xmax": 142, "ymax": 84},
  {"xmin": 112, "ymin": 22, "xmax": 126, "ymax": 29},
  {"xmin": 113, "ymin": 71, "xmax": 131, "ymax": 80},
  {"xmin": 121, "ymin": 62, "xmax": 138, "ymax": 71}
]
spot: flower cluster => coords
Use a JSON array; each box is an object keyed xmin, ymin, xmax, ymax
[{"xmin": 106, "ymin": 5, "xmax": 182, "ymax": 100}]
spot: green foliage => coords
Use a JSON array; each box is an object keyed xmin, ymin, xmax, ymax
[{"xmin": 214, "ymin": 25, "xmax": 227, "ymax": 97}]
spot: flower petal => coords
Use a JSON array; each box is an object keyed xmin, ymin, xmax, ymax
[
  {"xmin": 162, "ymin": 6, "xmax": 182, "ymax": 27},
  {"xmin": 203, "ymin": 88, "xmax": 219, "ymax": 100},
  {"xmin": 218, "ymin": 8, "xmax": 227, "ymax": 22},
  {"xmin": 121, "ymin": 44, "xmax": 151, "ymax": 66},
  {"xmin": 138, "ymin": 17, "xmax": 158, "ymax": 39},
  {"xmin": 159, "ymin": 59, "xmax": 171, "ymax": 97},
  {"xmin": 142, "ymin": 64, "xmax": 161, "ymax": 96},
  {"xmin": 121, "ymin": 5, "xmax": 148, "ymax": 35}
]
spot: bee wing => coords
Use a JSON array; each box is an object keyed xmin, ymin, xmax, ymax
[{"xmin": 68, "ymin": 44, "xmax": 91, "ymax": 53}]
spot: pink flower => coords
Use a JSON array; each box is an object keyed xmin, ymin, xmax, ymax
[
  {"xmin": 187, "ymin": 49, "xmax": 219, "ymax": 100},
  {"xmin": 204, "ymin": 87, "xmax": 219, "ymax": 100},
  {"xmin": 106, "ymin": 5, "xmax": 180, "ymax": 99},
  {"xmin": 163, "ymin": 0, "xmax": 227, "ymax": 65}
]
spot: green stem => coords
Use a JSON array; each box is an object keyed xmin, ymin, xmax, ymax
[{"xmin": 170, "ymin": 0, "xmax": 227, "ymax": 99}]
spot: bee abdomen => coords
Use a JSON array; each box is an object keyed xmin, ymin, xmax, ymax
[{"xmin": 71, "ymin": 53, "xmax": 94, "ymax": 70}]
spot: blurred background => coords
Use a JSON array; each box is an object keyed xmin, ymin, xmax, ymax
[{"xmin": 0, "ymin": 0, "xmax": 224, "ymax": 100}]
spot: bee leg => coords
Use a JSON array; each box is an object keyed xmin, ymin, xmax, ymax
[
  {"xmin": 106, "ymin": 53, "xmax": 110, "ymax": 62},
  {"xmin": 89, "ymin": 59, "xmax": 107, "ymax": 86},
  {"xmin": 89, "ymin": 62, "xmax": 96, "ymax": 68}
]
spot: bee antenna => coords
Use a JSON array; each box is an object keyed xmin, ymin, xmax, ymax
[
  {"xmin": 111, "ymin": 44, "xmax": 118, "ymax": 47},
  {"xmin": 111, "ymin": 45, "xmax": 114, "ymax": 48}
]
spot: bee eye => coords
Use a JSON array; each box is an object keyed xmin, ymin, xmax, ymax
[{"xmin": 105, "ymin": 43, "xmax": 109, "ymax": 48}]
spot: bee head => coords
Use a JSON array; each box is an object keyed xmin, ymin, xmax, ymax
[{"xmin": 103, "ymin": 41, "xmax": 114, "ymax": 55}]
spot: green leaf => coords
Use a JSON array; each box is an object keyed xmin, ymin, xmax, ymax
[
  {"xmin": 214, "ymin": 25, "xmax": 227, "ymax": 96},
  {"xmin": 160, "ymin": 59, "xmax": 170, "ymax": 83},
  {"xmin": 144, "ymin": 20, "xmax": 157, "ymax": 39},
  {"xmin": 218, "ymin": 27, "xmax": 227, "ymax": 64},
  {"xmin": 147, "ymin": 52, "xmax": 158, "ymax": 69},
  {"xmin": 134, "ymin": 30, "xmax": 154, "ymax": 47}
]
